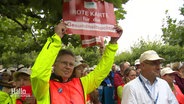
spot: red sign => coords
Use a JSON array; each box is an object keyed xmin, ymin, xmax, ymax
[
  {"xmin": 21, "ymin": 86, "xmax": 33, "ymax": 100},
  {"xmin": 63, "ymin": 0, "xmax": 118, "ymax": 37},
  {"xmin": 81, "ymin": 35, "xmax": 104, "ymax": 47}
]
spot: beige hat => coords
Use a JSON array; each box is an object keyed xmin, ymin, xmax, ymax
[
  {"xmin": 0, "ymin": 69, "xmax": 6, "ymax": 73},
  {"xmin": 0, "ymin": 65, "xmax": 3, "ymax": 70},
  {"xmin": 13, "ymin": 68, "xmax": 31, "ymax": 79},
  {"xmin": 140, "ymin": 50, "xmax": 164, "ymax": 63},
  {"xmin": 1, "ymin": 70, "xmax": 11, "ymax": 76},
  {"xmin": 160, "ymin": 67, "xmax": 177, "ymax": 77},
  {"xmin": 8, "ymin": 67, "xmax": 16, "ymax": 72},
  {"xmin": 0, "ymin": 65, "xmax": 4, "ymax": 73},
  {"xmin": 17, "ymin": 64, "xmax": 25, "ymax": 71},
  {"xmin": 134, "ymin": 59, "xmax": 140, "ymax": 65},
  {"xmin": 75, "ymin": 55, "xmax": 85, "ymax": 62},
  {"xmin": 74, "ymin": 61, "xmax": 88, "ymax": 68}
]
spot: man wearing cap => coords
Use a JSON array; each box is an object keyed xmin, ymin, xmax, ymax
[
  {"xmin": 31, "ymin": 22, "xmax": 123, "ymax": 104},
  {"xmin": 122, "ymin": 50, "xmax": 178, "ymax": 104},
  {"xmin": 161, "ymin": 67, "xmax": 184, "ymax": 104}
]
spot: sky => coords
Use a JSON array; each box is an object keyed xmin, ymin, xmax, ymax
[{"xmin": 116, "ymin": 0, "xmax": 184, "ymax": 54}]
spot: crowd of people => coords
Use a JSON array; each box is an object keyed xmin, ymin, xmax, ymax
[
  {"xmin": 101, "ymin": 51, "xmax": 184, "ymax": 104},
  {"xmin": 0, "ymin": 22, "xmax": 184, "ymax": 104},
  {"xmin": 0, "ymin": 64, "xmax": 36, "ymax": 104}
]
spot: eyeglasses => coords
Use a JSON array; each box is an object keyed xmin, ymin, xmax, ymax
[
  {"xmin": 58, "ymin": 61, "xmax": 74, "ymax": 67},
  {"xmin": 144, "ymin": 61, "xmax": 161, "ymax": 66}
]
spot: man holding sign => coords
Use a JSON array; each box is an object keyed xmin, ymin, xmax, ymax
[{"xmin": 31, "ymin": 20, "xmax": 122, "ymax": 104}]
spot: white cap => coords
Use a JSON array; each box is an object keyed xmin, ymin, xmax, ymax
[
  {"xmin": 8, "ymin": 67, "xmax": 16, "ymax": 72},
  {"xmin": 0, "ymin": 65, "xmax": 4, "ymax": 73},
  {"xmin": 160, "ymin": 67, "xmax": 176, "ymax": 77},
  {"xmin": 18, "ymin": 64, "xmax": 24, "ymax": 68},
  {"xmin": 0, "ymin": 69, "xmax": 6, "ymax": 73},
  {"xmin": 134, "ymin": 59, "xmax": 140, "ymax": 65},
  {"xmin": 74, "ymin": 61, "xmax": 88, "ymax": 68},
  {"xmin": 0, "ymin": 65, "xmax": 3, "ymax": 70},
  {"xmin": 13, "ymin": 68, "xmax": 31, "ymax": 79},
  {"xmin": 17, "ymin": 64, "xmax": 24, "ymax": 71},
  {"xmin": 1, "ymin": 69, "xmax": 11, "ymax": 76},
  {"xmin": 140, "ymin": 50, "xmax": 164, "ymax": 63},
  {"xmin": 75, "ymin": 55, "xmax": 84, "ymax": 62},
  {"xmin": 88, "ymin": 65, "xmax": 97, "ymax": 71}
]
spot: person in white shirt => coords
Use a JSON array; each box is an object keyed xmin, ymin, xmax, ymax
[{"xmin": 121, "ymin": 50, "xmax": 178, "ymax": 104}]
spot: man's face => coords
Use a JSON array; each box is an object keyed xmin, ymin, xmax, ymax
[
  {"xmin": 112, "ymin": 64, "xmax": 116, "ymax": 72},
  {"xmin": 141, "ymin": 60, "xmax": 161, "ymax": 77},
  {"xmin": 54, "ymin": 54, "xmax": 75, "ymax": 82},
  {"xmin": 136, "ymin": 68, "xmax": 141, "ymax": 76}
]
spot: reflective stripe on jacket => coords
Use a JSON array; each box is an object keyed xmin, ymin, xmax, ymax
[{"xmin": 0, "ymin": 91, "xmax": 17, "ymax": 104}]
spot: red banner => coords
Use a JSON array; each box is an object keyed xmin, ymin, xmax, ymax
[{"xmin": 63, "ymin": 0, "xmax": 118, "ymax": 37}]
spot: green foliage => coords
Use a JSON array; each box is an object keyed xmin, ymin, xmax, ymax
[
  {"xmin": 106, "ymin": 0, "xmax": 122, "ymax": 8},
  {"xmin": 2, "ymin": 51, "xmax": 38, "ymax": 67},
  {"xmin": 115, "ymin": 8, "xmax": 126, "ymax": 20},
  {"xmin": 29, "ymin": 0, "xmax": 63, "ymax": 23},
  {"xmin": 160, "ymin": 44, "xmax": 184, "ymax": 64},
  {"xmin": 162, "ymin": 11, "xmax": 184, "ymax": 47},
  {"xmin": 115, "ymin": 4, "xmax": 184, "ymax": 67},
  {"xmin": 115, "ymin": 40, "xmax": 184, "ymax": 66},
  {"xmin": 180, "ymin": 4, "xmax": 184, "ymax": 16},
  {"xmin": 115, "ymin": 51, "xmax": 132, "ymax": 65},
  {"xmin": 64, "ymin": 44, "xmax": 101, "ymax": 67}
]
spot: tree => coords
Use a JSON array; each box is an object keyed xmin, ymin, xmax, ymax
[
  {"xmin": 115, "ymin": 4, "xmax": 184, "ymax": 67},
  {"xmin": 115, "ymin": 40, "xmax": 184, "ymax": 66},
  {"xmin": 162, "ymin": 9, "xmax": 184, "ymax": 47}
]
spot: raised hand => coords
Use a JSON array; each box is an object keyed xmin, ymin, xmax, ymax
[
  {"xmin": 110, "ymin": 25, "xmax": 123, "ymax": 44},
  {"xmin": 54, "ymin": 22, "xmax": 67, "ymax": 38}
]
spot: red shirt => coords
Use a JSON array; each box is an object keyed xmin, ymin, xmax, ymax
[
  {"xmin": 173, "ymin": 84, "xmax": 184, "ymax": 104},
  {"xmin": 174, "ymin": 74, "xmax": 184, "ymax": 94},
  {"xmin": 113, "ymin": 72, "xmax": 125, "ymax": 100},
  {"xmin": 114, "ymin": 72, "xmax": 124, "ymax": 88}
]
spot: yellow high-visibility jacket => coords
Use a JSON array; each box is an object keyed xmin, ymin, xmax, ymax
[
  {"xmin": 0, "ymin": 91, "xmax": 18, "ymax": 104},
  {"xmin": 31, "ymin": 34, "xmax": 118, "ymax": 104}
]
